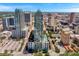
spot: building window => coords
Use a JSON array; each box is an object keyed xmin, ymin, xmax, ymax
[
  {"xmin": 8, "ymin": 18, "xmax": 14, "ymax": 25},
  {"xmin": 24, "ymin": 14, "xmax": 30, "ymax": 22}
]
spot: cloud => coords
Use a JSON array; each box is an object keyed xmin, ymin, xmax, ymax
[
  {"xmin": 0, "ymin": 4, "xmax": 35, "ymax": 11},
  {"xmin": 67, "ymin": 8, "xmax": 79, "ymax": 12},
  {"xmin": 0, "ymin": 5, "xmax": 13, "ymax": 11},
  {"xmin": 58, "ymin": 8, "xmax": 79, "ymax": 12},
  {"xmin": 41, "ymin": 8, "xmax": 79, "ymax": 12}
]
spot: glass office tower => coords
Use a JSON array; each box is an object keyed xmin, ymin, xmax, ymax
[
  {"xmin": 34, "ymin": 10, "xmax": 49, "ymax": 51},
  {"xmin": 13, "ymin": 9, "xmax": 25, "ymax": 38},
  {"xmin": 34, "ymin": 10, "xmax": 43, "ymax": 42},
  {"xmin": 27, "ymin": 10, "xmax": 49, "ymax": 52}
]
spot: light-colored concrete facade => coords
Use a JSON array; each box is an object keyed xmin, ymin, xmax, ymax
[{"xmin": 60, "ymin": 28, "xmax": 73, "ymax": 45}]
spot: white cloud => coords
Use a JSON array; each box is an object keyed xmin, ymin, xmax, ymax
[
  {"xmin": 56, "ymin": 8, "xmax": 79, "ymax": 12},
  {"xmin": 68, "ymin": 8, "xmax": 79, "ymax": 12},
  {"xmin": 0, "ymin": 5, "xmax": 33, "ymax": 11},
  {"xmin": 45, "ymin": 8, "xmax": 79, "ymax": 12},
  {"xmin": 0, "ymin": 5, "xmax": 13, "ymax": 11}
]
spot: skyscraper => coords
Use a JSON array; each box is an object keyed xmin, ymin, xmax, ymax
[
  {"xmin": 28, "ymin": 10, "xmax": 49, "ymax": 52},
  {"xmin": 33, "ymin": 10, "xmax": 48, "ymax": 51},
  {"xmin": 12, "ymin": 9, "xmax": 26, "ymax": 38},
  {"xmin": 69, "ymin": 13, "xmax": 75, "ymax": 24},
  {"xmin": 34, "ymin": 10, "xmax": 43, "ymax": 42}
]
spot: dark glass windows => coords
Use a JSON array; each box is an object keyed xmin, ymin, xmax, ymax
[{"xmin": 8, "ymin": 18, "xmax": 14, "ymax": 25}]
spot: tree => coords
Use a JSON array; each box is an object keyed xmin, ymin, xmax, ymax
[
  {"xmin": 54, "ymin": 45, "xmax": 60, "ymax": 53},
  {"xmin": 45, "ymin": 53, "xmax": 49, "ymax": 56}
]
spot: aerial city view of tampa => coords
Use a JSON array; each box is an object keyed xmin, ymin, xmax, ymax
[{"xmin": 0, "ymin": 3, "xmax": 79, "ymax": 56}]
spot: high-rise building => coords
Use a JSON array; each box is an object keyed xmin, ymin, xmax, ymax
[
  {"xmin": 12, "ymin": 9, "xmax": 26, "ymax": 38},
  {"xmin": 69, "ymin": 13, "xmax": 75, "ymax": 24},
  {"xmin": 60, "ymin": 28, "xmax": 73, "ymax": 45},
  {"xmin": 15, "ymin": 9, "xmax": 26, "ymax": 30},
  {"xmin": 34, "ymin": 10, "xmax": 43, "ymax": 41},
  {"xmin": 47, "ymin": 13, "xmax": 53, "ymax": 27},
  {"xmin": 24, "ymin": 13, "xmax": 32, "ymax": 26},
  {"xmin": 2, "ymin": 16, "xmax": 15, "ymax": 30},
  {"xmin": 28, "ymin": 10, "xmax": 49, "ymax": 51}
]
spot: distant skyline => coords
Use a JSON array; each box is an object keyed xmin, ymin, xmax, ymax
[{"xmin": 0, "ymin": 3, "xmax": 79, "ymax": 12}]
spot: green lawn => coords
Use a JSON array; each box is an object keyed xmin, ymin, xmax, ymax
[
  {"xmin": 63, "ymin": 52, "xmax": 79, "ymax": 56},
  {"xmin": 33, "ymin": 50, "xmax": 49, "ymax": 56}
]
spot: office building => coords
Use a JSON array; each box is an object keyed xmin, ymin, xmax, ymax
[
  {"xmin": 69, "ymin": 13, "xmax": 75, "ymax": 24},
  {"xmin": 34, "ymin": 10, "xmax": 43, "ymax": 41},
  {"xmin": 60, "ymin": 28, "xmax": 73, "ymax": 45},
  {"xmin": 28, "ymin": 10, "xmax": 49, "ymax": 51},
  {"xmin": 12, "ymin": 9, "xmax": 26, "ymax": 38},
  {"xmin": 24, "ymin": 12, "xmax": 32, "ymax": 26},
  {"xmin": 2, "ymin": 16, "xmax": 15, "ymax": 30}
]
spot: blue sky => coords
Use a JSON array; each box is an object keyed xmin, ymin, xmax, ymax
[{"xmin": 0, "ymin": 3, "xmax": 79, "ymax": 12}]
